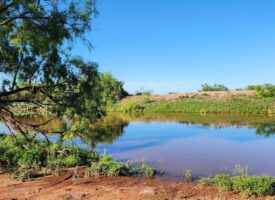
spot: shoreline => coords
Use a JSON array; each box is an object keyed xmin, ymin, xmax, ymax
[
  {"xmin": 0, "ymin": 169, "xmax": 267, "ymax": 200},
  {"xmin": 108, "ymin": 90, "xmax": 275, "ymax": 115}
]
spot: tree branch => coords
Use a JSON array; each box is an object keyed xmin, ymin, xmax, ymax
[{"xmin": 0, "ymin": 2, "xmax": 13, "ymax": 14}]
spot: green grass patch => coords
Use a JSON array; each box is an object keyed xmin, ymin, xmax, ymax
[{"xmin": 108, "ymin": 96, "xmax": 275, "ymax": 114}]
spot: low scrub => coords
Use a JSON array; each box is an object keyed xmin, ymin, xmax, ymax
[
  {"xmin": 200, "ymin": 83, "xmax": 229, "ymax": 92},
  {"xmin": 0, "ymin": 134, "xmax": 156, "ymax": 181},
  {"xmin": 200, "ymin": 174, "xmax": 275, "ymax": 197},
  {"xmin": 247, "ymin": 83, "xmax": 275, "ymax": 98}
]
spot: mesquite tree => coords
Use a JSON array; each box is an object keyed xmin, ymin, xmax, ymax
[{"xmin": 0, "ymin": 0, "xmax": 104, "ymax": 136}]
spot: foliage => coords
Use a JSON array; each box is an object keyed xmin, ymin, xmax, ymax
[
  {"xmin": 0, "ymin": 134, "xmax": 97, "ymax": 179},
  {"xmin": 0, "ymin": 0, "xmax": 106, "ymax": 135},
  {"xmin": 108, "ymin": 95, "xmax": 275, "ymax": 114},
  {"xmin": 232, "ymin": 176, "xmax": 275, "ymax": 196},
  {"xmin": 199, "ymin": 173, "xmax": 275, "ymax": 196},
  {"xmin": 247, "ymin": 84, "xmax": 275, "ymax": 97},
  {"xmin": 183, "ymin": 170, "xmax": 193, "ymax": 181},
  {"xmin": 85, "ymin": 154, "xmax": 127, "ymax": 177},
  {"xmin": 145, "ymin": 167, "xmax": 156, "ymax": 178},
  {"xmin": 212, "ymin": 174, "xmax": 233, "ymax": 192},
  {"xmin": 11, "ymin": 168, "xmax": 37, "ymax": 181},
  {"xmin": 99, "ymin": 72, "xmax": 128, "ymax": 104},
  {"xmin": 85, "ymin": 155, "xmax": 156, "ymax": 178},
  {"xmin": 200, "ymin": 84, "xmax": 229, "ymax": 92},
  {"xmin": 0, "ymin": 134, "xmax": 156, "ymax": 180},
  {"xmin": 135, "ymin": 88, "xmax": 153, "ymax": 96},
  {"xmin": 199, "ymin": 174, "xmax": 233, "ymax": 192}
]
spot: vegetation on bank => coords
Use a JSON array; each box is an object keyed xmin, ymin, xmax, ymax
[
  {"xmin": 108, "ymin": 94, "xmax": 275, "ymax": 115},
  {"xmin": 246, "ymin": 84, "xmax": 275, "ymax": 97},
  {"xmin": 0, "ymin": 134, "xmax": 156, "ymax": 181},
  {"xmin": 199, "ymin": 83, "xmax": 275, "ymax": 97},
  {"xmin": 108, "ymin": 84, "xmax": 275, "ymax": 114},
  {"xmin": 200, "ymin": 83, "xmax": 229, "ymax": 92},
  {"xmin": 200, "ymin": 166, "xmax": 275, "ymax": 197},
  {"xmin": 2, "ymin": 134, "xmax": 275, "ymax": 197}
]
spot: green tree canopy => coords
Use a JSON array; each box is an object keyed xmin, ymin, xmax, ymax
[
  {"xmin": 200, "ymin": 83, "xmax": 229, "ymax": 92},
  {"xmin": 0, "ymin": 0, "xmax": 105, "ymax": 135},
  {"xmin": 99, "ymin": 72, "xmax": 128, "ymax": 104}
]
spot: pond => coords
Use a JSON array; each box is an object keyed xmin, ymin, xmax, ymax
[{"xmin": 1, "ymin": 112, "xmax": 275, "ymax": 179}]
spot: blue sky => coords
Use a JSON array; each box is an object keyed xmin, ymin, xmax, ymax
[{"xmin": 73, "ymin": 0, "xmax": 275, "ymax": 94}]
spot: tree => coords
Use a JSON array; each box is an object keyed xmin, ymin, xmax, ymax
[
  {"xmin": 0, "ymin": 0, "xmax": 103, "ymax": 136},
  {"xmin": 99, "ymin": 72, "xmax": 128, "ymax": 104},
  {"xmin": 200, "ymin": 83, "xmax": 229, "ymax": 92}
]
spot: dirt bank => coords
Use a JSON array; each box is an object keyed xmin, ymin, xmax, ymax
[
  {"xmin": 119, "ymin": 90, "xmax": 256, "ymax": 104},
  {"xmin": 0, "ymin": 170, "xmax": 272, "ymax": 200}
]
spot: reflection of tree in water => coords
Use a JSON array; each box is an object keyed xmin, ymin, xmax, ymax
[
  {"xmin": 78, "ymin": 122, "xmax": 129, "ymax": 148},
  {"xmin": 0, "ymin": 112, "xmax": 128, "ymax": 148},
  {"xmin": 254, "ymin": 124, "xmax": 275, "ymax": 137}
]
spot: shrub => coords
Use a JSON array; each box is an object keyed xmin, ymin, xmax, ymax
[
  {"xmin": 0, "ymin": 134, "xmax": 157, "ymax": 181},
  {"xmin": 200, "ymin": 84, "xmax": 229, "ymax": 92},
  {"xmin": 183, "ymin": 170, "xmax": 192, "ymax": 181},
  {"xmin": 212, "ymin": 174, "xmax": 233, "ymax": 192},
  {"xmin": 0, "ymin": 134, "xmax": 98, "ymax": 171},
  {"xmin": 85, "ymin": 154, "xmax": 128, "ymax": 177},
  {"xmin": 145, "ymin": 167, "xmax": 156, "ymax": 178},
  {"xmin": 11, "ymin": 168, "xmax": 37, "ymax": 181},
  {"xmin": 199, "ymin": 177, "xmax": 215, "ymax": 186},
  {"xmin": 247, "ymin": 84, "xmax": 275, "ymax": 97},
  {"xmin": 199, "ymin": 173, "xmax": 275, "ymax": 197},
  {"xmin": 232, "ymin": 176, "xmax": 275, "ymax": 196},
  {"xmin": 134, "ymin": 88, "xmax": 153, "ymax": 96}
]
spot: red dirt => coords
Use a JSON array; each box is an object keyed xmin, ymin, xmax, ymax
[{"xmin": 0, "ymin": 169, "xmax": 273, "ymax": 200}]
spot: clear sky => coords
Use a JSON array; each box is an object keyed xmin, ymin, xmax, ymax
[{"xmin": 73, "ymin": 0, "xmax": 275, "ymax": 94}]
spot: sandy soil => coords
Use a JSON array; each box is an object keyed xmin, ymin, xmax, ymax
[{"xmin": 0, "ymin": 169, "xmax": 273, "ymax": 200}]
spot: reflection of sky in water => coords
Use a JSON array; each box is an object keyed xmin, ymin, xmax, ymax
[
  {"xmin": 97, "ymin": 122, "xmax": 275, "ymax": 178},
  {"xmin": 97, "ymin": 122, "xmax": 274, "ymax": 153},
  {"xmin": 1, "ymin": 119, "xmax": 275, "ymax": 178}
]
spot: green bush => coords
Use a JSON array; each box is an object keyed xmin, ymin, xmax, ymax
[
  {"xmin": 247, "ymin": 84, "xmax": 275, "ymax": 97},
  {"xmin": 199, "ymin": 173, "xmax": 275, "ymax": 197},
  {"xmin": 212, "ymin": 174, "xmax": 233, "ymax": 192},
  {"xmin": 0, "ymin": 134, "xmax": 98, "ymax": 171},
  {"xmin": 200, "ymin": 83, "xmax": 229, "ymax": 92},
  {"xmin": 232, "ymin": 176, "xmax": 275, "ymax": 196},
  {"xmin": 199, "ymin": 177, "xmax": 215, "ymax": 186},
  {"xmin": 145, "ymin": 167, "xmax": 156, "ymax": 178},
  {"xmin": 85, "ymin": 154, "xmax": 127, "ymax": 177},
  {"xmin": 0, "ymin": 134, "xmax": 157, "ymax": 180}
]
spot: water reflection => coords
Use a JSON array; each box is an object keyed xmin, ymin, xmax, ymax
[
  {"xmin": 254, "ymin": 124, "xmax": 275, "ymax": 137},
  {"xmin": 1, "ymin": 112, "xmax": 275, "ymax": 144},
  {"xmin": 1, "ymin": 112, "xmax": 275, "ymax": 178}
]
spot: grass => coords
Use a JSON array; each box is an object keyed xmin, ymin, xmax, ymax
[
  {"xmin": 0, "ymin": 134, "xmax": 156, "ymax": 181},
  {"xmin": 108, "ymin": 95, "xmax": 275, "ymax": 115}
]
